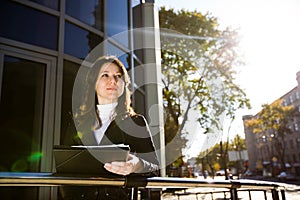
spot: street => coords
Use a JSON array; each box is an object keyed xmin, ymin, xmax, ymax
[{"xmin": 161, "ymin": 176, "xmax": 300, "ymax": 200}]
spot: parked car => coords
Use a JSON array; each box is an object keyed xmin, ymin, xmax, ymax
[
  {"xmin": 277, "ymin": 172, "xmax": 296, "ymax": 181},
  {"xmin": 215, "ymin": 169, "xmax": 225, "ymax": 176},
  {"xmin": 215, "ymin": 169, "xmax": 233, "ymax": 179}
]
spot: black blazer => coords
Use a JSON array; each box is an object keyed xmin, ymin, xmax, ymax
[{"xmin": 63, "ymin": 114, "xmax": 160, "ymax": 176}]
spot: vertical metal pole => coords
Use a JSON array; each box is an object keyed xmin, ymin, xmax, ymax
[
  {"xmin": 248, "ymin": 190, "xmax": 252, "ymax": 200},
  {"xmin": 230, "ymin": 188, "xmax": 238, "ymax": 200},
  {"xmin": 131, "ymin": 188, "xmax": 138, "ymax": 200},
  {"xmin": 271, "ymin": 189, "xmax": 279, "ymax": 200},
  {"xmin": 264, "ymin": 190, "xmax": 267, "ymax": 200},
  {"xmin": 280, "ymin": 189, "xmax": 286, "ymax": 200}
]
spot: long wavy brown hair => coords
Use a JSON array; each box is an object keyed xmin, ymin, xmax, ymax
[{"xmin": 76, "ymin": 55, "xmax": 135, "ymax": 130}]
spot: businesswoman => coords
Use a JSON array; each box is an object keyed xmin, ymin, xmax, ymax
[{"xmin": 60, "ymin": 55, "xmax": 159, "ymax": 199}]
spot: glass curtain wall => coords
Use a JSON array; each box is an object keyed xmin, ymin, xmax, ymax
[{"xmin": 0, "ymin": 0, "xmax": 149, "ymax": 198}]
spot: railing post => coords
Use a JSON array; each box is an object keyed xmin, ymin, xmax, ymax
[
  {"xmin": 230, "ymin": 188, "xmax": 238, "ymax": 200},
  {"xmin": 264, "ymin": 190, "xmax": 267, "ymax": 200},
  {"xmin": 271, "ymin": 189, "xmax": 279, "ymax": 200},
  {"xmin": 280, "ymin": 189, "xmax": 286, "ymax": 200}
]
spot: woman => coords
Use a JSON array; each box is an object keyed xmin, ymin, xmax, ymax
[{"xmin": 60, "ymin": 56, "xmax": 159, "ymax": 199}]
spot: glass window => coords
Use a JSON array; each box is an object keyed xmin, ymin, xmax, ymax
[
  {"xmin": 0, "ymin": 0, "xmax": 58, "ymax": 50},
  {"xmin": 30, "ymin": 0, "xmax": 59, "ymax": 10},
  {"xmin": 294, "ymin": 123, "xmax": 299, "ymax": 131},
  {"xmin": 60, "ymin": 60, "xmax": 80, "ymax": 144},
  {"xmin": 0, "ymin": 55, "xmax": 46, "ymax": 173},
  {"xmin": 106, "ymin": 43, "xmax": 130, "ymax": 69},
  {"xmin": 64, "ymin": 22, "xmax": 103, "ymax": 59},
  {"xmin": 282, "ymin": 99, "xmax": 287, "ymax": 106},
  {"xmin": 66, "ymin": 0, "xmax": 104, "ymax": 31},
  {"xmin": 289, "ymin": 95, "xmax": 293, "ymax": 103},
  {"xmin": 106, "ymin": 0, "xmax": 129, "ymax": 47},
  {"xmin": 131, "ymin": 0, "xmax": 141, "ymax": 8}
]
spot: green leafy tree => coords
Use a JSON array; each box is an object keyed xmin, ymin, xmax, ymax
[
  {"xmin": 159, "ymin": 7, "xmax": 251, "ymax": 169},
  {"xmin": 229, "ymin": 134, "xmax": 246, "ymax": 177},
  {"xmin": 197, "ymin": 135, "xmax": 246, "ymax": 178},
  {"xmin": 197, "ymin": 143, "xmax": 223, "ymax": 177},
  {"xmin": 245, "ymin": 99, "xmax": 294, "ymax": 171}
]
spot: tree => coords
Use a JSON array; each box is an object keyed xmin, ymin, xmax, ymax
[
  {"xmin": 159, "ymin": 7, "xmax": 251, "ymax": 168},
  {"xmin": 229, "ymin": 134, "xmax": 246, "ymax": 177},
  {"xmin": 245, "ymin": 99, "xmax": 294, "ymax": 172},
  {"xmin": 196, "ymin": 134, "xmax": 246, "ymax": 179}
]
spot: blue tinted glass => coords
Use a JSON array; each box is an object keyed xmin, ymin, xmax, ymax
[
  {"xmin": 65, "ymin": 22, "xmax": 103, "ymax": 59},
  {"xmin": 106, "ymin": 0, "xmax": 129, "ymax": 47},
  {"xmin": 119, "ymin": 54, "xmax": 130, "ymax": 70},
  {"xmin": 131, "ymin": 0, "xmax": 141, "ymax": 7},
  {"xmin": 30, "ymin": 0, "xmax": 59, "ymax": 10},
  {"xmin": 0, "ymin": 0, "xmax": 58, "ymax": 50},
  {"xmin": 107, "ymin": 43, "xmax": 130, "ymax": 69},
  {"xmin": 66, "ymin": 0, "xmax": 103, "ymax": 31}
]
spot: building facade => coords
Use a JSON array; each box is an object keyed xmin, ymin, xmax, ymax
[
  {"xmin": 243, "ymin": 71, "xmax": 300, "ymax": 176},
  {"xmin": 0, "ymin": 0, "xmax": 165, "ymax": 199}
]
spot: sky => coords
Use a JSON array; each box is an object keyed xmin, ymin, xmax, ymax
[{"xmin": 155, "ymin": 0, "xmax": 300, "ymax": 157}]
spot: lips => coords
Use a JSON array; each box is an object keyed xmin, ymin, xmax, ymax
[{"xmin": 107, "ymin": 87, "xmax": 117, "ymax": 91}]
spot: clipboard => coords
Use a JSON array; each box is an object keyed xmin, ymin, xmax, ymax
[{"xmin": 53, "ymin": 144, "xmax": 130, "ymax": 176}]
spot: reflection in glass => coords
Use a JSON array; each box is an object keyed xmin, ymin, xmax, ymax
[
  {"xmin": 107, "ymin": 43, "xmax": 130, "ymax": 69},
  {"xmin": 131, "ymin": 0, "xmax": 141, "ymax": 8},
  {"xmin": 66, "ymin": 0, "xmax": 103, "ymax": 31},
  {"xmin": 0, "ymin": 55, "xmax": 46, "ymax": 173},
  {"xmin": 106, "ymin": 0, "xmax": 129, "ymax": 47},
  {"xmin": 0, "ymin": 0, "xmax": 58, "ymax": 50},
  {"xmin": 29, "ymin": 0, "xmax": 59, "ymax": 10},
  {"xmin": 65, "ymin": 22, "xmax": 103, "ymax": 59}
]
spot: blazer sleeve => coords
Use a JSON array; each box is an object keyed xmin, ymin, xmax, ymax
[{"xmin": 123, "ymin": 115, "xmax": 160, "ymax": 176}]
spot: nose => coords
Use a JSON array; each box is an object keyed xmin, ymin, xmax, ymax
[{"xmin": 109, "ymin": 75, "xmax": 118, "ymax": 84}]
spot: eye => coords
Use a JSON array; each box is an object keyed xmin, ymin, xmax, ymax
[
  {"xmin": 101, "ymin": 73, "xmax": 109, "ymax": 77},
  {"xmin": 114, "ymin": 74, "xmax": 123, "ymax": 79}
]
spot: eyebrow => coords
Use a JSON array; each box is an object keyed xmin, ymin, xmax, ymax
[{"xmin": 100, "ymin": 70, "xmax": 122, "ymax": 74}]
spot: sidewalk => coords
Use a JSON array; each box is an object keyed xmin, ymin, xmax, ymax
[{"xmin": 243, "ymin": 175, "xmax": 300, "ymax": 186}]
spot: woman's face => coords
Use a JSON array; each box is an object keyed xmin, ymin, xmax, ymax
[{"xmin": 95, "ymin": 62, "xmax": 125, "ymax": 104}]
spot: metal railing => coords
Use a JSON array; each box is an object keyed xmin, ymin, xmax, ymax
[{"xmin": 0, "ymin": 172, "xmax": 286, "ymax": 200}]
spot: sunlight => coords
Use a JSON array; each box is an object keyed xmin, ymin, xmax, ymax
[{"xmin": 157, "ymin": 0, "xmax": 300, "ymax": 157}]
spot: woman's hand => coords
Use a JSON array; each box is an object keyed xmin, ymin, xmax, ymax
[{"xmin": 104, "ymin": 154, "xmax": 143, "ymax": 175}]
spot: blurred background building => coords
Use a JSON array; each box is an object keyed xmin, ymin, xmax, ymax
[{"xmin": 243, "ymin": 71, "xmax": 300, "ymax": 177}]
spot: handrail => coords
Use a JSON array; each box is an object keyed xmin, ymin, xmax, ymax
[
  {"xmin": 0, "ymin": 172, "xmax": 125, "ymax": 187},
  {"xmin": 0, "ymin": 172, "xmax": 284, "ymax": 189},
  {"xmin": 0, "ymin": 172, "xmax": 286, "ymax": 200}
]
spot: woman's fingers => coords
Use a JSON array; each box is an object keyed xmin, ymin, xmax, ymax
[
  {"xmin": 104, "ymin": 161, "xmax": 133, "ymax": 175},
  {"xmin": 104, "ymin": 154, "xmax": 143, "ymax": 175}
]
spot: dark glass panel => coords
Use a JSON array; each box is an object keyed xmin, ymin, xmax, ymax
[
  {"xmin": 133, "ymin": 89, "xmax": 146, "ymax": 116},
  {"xmin": 60, "ymin": 60, "xmax": 80, "ymax": 144},
  {"xmin": 0, "ymin": 55, "xmax": 45, "ymax": 200},
  {"xmin": 0, "ymin": 0, "xmax": 58, "ymax": 50},
  {"xmin": 0, "ymin": 55, "xmax": 46, "ymax": 173},
  {"xmin": 29, "ymin": 0, "xmax": 59, "ymax": 10},
  {"xmin": 64, "ymin": 22, "xmax": 103, "ymax": 59},
  {"xmin": 66, "ymin": 0, "xmax": 103, "ymax": 31},
  {"xmin": 0, "ymin": 187, "xmax": 38, "ymax": 200},
  {"xmin": 106, "ymin": 0, "xmax": 129, "ymax": 47}
]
